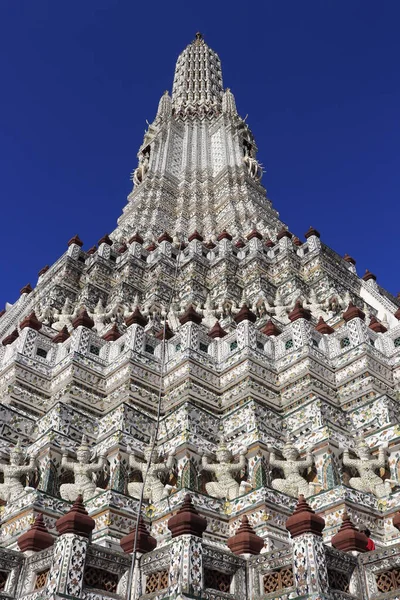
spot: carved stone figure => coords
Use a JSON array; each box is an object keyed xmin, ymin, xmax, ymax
[
  {"xmin": 201, "ymin": 437, "xmax": 249, "ymax": 500},
  {"xmin": 342, "ymin": 437, "xmax": 393, "ymax": 498},
  {"xmin": 60, "ymin": 436, "xmax": 107, "ymax": 502},
  {"xmin": 269, "ymin": 440, "xmax": 315, "ymax": 498},
  {"xmin": 0, "ymin": 442, "xmax": 37, "ymax": 503},
  {"xmin": 128, "ymin": 444, "xmax": 174, "ymax": 503},
  {"xmin": 132, "ymin": 154, "xmax": 149, "ymax": 186}
]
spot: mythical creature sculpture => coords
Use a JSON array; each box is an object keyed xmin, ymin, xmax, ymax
[
  {"xmin": 128, "ymin": 444, "xmax": 174, "ymax": 503},
  {"xmin": 269, "ymin": 440, "xmax": 316, "ymax": 498},
  {"xmin": 342, "ymin": 437, "xmax": 393, "ymax": 498},
  {"xmin": 0, "ymin": 442, "xmax": 37, "ymax": 503},
  {"xmin": 201, "ymin": 437, "xmax": 249, "ymax": 500},
  {"xmin": 60, "ymin": 436, "xmax": 107, "ymax": 502},
  {"xmin": 52, "ymin": 297, "xmax": 74, "ymax": 332},
  {"xmin": 132, "ymin": 153, "xmax": 150, "ymax": 187}
]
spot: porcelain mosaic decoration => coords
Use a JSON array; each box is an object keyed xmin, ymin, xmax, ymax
[{"xmin": 0, "ymin": 33, "xmax": 400, "ymax": 600}]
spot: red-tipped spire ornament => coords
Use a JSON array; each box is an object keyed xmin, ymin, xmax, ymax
[
  {"xmin": 72, "ymin": 308, "xmax": 94, "ymax": 329},
  {"xmin": 343, "ymin": 302, "xmax": 365, "ymax": 322},
  {"xmin": 120, "ymin": 515, "xmax": 157, "ymax": 554},
  {"xmin": 261, "ymin": 320, "xmax": 281, "ymax": 336},
  {"xmin": 125, "ymin": 307, "xmax": 148, "ymax": 327},
  {"xmin": 286, "ymin": 495, "xmax": 325, "ymax": 538},
  {"xmin": 68, "ymin": 234, "xmax": 83, "ymax": 247},
  {"xmin": 331, "ymin": 512, "xmax": 368, "ymax": 553},
  {"xmin": 234, "ymin": 304, "xmax": 257, "ymax": 324},
  {"xmin": 56, "ymin": 495, "xmax": 95, "ymax": 538},
  {"xmin": 168, "ymin": 494, "xmax": 207, "ymax": 538},
  {"xmin": 20, "ymin": 312, "xmax": 42, "ymax": 331},
  {"xmin": 52, "ymin": 326, "xmax": 70, "ymax": 343},
  {"xmin": 288, "ymin": 300, "xmax": 311, "ymax": 322},
  {"xmin": 18, "ymin": 513, "xmax": 54, "ymax": 553},
  {"xmin": 315, "ymin": 316, "xmax": 334, "ymax": 335},
  {"xmin": 208, "ymin": 321, "xmax": 228, "ymax": 339},
  {"xmin": 102, "ymin": 323, "xmax": 122, "ymax": 341},
  {"xmin": 179, "ymin": 304, "xmax": 203, "ymax": 325},
  {"xmin": 227, "ymin": 515, "xmax": 264, "ymax": 555}
]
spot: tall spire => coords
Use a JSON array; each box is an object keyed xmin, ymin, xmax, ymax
[
  {"xmin": 116, "ymin": 34, "xmax": 284, "ymax": 242},
  {"xmin": 172, "ymin": 33, "xmax": 224, "ymax": 116}
]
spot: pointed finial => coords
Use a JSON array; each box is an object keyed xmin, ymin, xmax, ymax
[{"xmin": 195, "ymin": 32, "xmax": 203, "ymax": 40}]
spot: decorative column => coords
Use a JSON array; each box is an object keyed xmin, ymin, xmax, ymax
[
  {"xmin": 234, "ymin": 305, "xmax": 257, "ymax": 349},
  {"xmin": 167, "ymin": 494, "xmax": 207, "ymax": 597},
  {"xmin": 18, "ymin": 513, "xmax": 54, "ymax": 556},
  {"xmin": 120, "ymin": 515, "xmax": 157, "ymax": 600},
  {"xmin": 46, "ymin": 495, "xmax": 95, "ymax": 598},
  {"xmin": 228, "ymin": 515, "xmax": 264, "ymax": 599},
  {"xmin": 331, "ymin": 513, "xmax": 368, "ymax": 596},
  {"xmin": 125, "ymin": 307, "xmax": 148, "ymax": 353},
  {"xmin": 286, "ymin": 495, "xmax": 328, "ymax": 598}
]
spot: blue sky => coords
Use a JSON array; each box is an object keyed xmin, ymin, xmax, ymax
[{"xmin": 0, "ymin": 1, "xmax": 399, "ymax": 306}]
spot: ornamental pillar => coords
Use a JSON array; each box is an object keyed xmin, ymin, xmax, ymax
[
  {"xmin": 167, "ymin": 494, "xmax": 207, "ymax": 596},
  {"xmin": 286, "ymin": 495, "xmax": 328, "ymax": 598},
  {"xmin": 46, "ymin": 495, "xmax": 95, "ymax": 598}
]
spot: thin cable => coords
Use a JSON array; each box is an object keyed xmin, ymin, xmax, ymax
[{"xmin": 126, "ymin": 241, "xmax": 183, "ymax": 599}]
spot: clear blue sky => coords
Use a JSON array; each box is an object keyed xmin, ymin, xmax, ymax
[{"xmin": 1, "ymin": 1, "xmax": 399, "ymax": 306}]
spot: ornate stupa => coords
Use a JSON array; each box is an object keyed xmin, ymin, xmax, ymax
[{"xmin": 0, "ymin": 33, "xmax": 400, "ymax": 600}]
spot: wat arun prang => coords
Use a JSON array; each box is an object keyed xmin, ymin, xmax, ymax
[{"xmin": 0, "ymin": 33, "xmax": 400, "ymax": 600}]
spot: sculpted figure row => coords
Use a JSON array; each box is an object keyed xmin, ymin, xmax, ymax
[{"xmin": 0, "ymin": 435, "xmax": 395, "ymax": 506}]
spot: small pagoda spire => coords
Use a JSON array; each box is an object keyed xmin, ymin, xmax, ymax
[
  {"xmin": 188, "ymin": 230, "xmax": 204, "ymax": 242},
  {"xmin": 20, "ymin": 283, "xmax": 33, "ymax": 295},
  {"xmin": 261, "ymin": 320, "xmax": 281, "ymax": 336},
  {"xmin": 344, "ymin": 253, "xmax": 356, "ymax": 265},
  {"xmin": 246, "ymin": 228, "xmax": 263, "ymax": 241},
  {"xmin": 129, "ymin": 232, "xmax": 144, "ymax": 245},
  {"xmin": 56, "ymin": 495, "xmax": 95, "ymax": 538},
  {"xmin": 331, "ymin": 512, "xmax": 368, "ymax": 553},
  {"xmin": 227, "ymin": 515, "xmax": 264, "ymax": 555},
  {"xmin": 234, "ymin": 304, "xmax": 257, "ymax": 324},
  {"xmin": 304, "ymin": 226, "xmax": 320, "ymax": 239},
  {"xmin": 179, "ymin": 304, "xmax": 203, "ymax": 325},
  {"xmin": 315, "ymin": 316, "xmax": 334, "ymax": 335},
  {"xmin": 286, "ymin": 495, "xmax": 325, "ymax": 538},
  {"xmin": 155, "ymin": 90, "xmax": 172, "ymax": 121},
  {"xmin": 72, "ymin": 307, "xmax": 94, "ymax": 329},
  {"xmin": 158, "ymin": 231, "xmax": 173, "ymax": 244},
  {"xmin": 368, "ymin": 315, "xmax": 387, "ymax": 333},
  {"xmin": 125, "ymin": 306, "xmax": 148, "ymax": 328},
  {"xmin": 156, "ymin": 323, "xmax": 174, "ymax": 340},
  {"xmin": 343, "ymin": 302, "xmax": 365, "ymax": 322},
  {"xmin": 362, "ymin": 269, "xmax": 377, "ymax": 282},
  {"xmin": 222, "ymin": 88, "xmax": 238, "ymax": 116},
  {"xmin": 68, "ymin": 234, "xmax": 83, "ymax": 247},
  {"xmin": 217, "ymin": 229, "xmax": 233, "ymax": 241},
  {"xmin": 98, "ymin": 234, "xmax": 112, "ymax": 246},
  {"xmin": 17, "ymin": 513, "xmax": 54, "ymax": 553},
  {"xmin": 2, "ymin": 329, "xmax": 19, "ymax": 346},
  {"xmin": 168, "ymin": 494, "xmax": 207, "ymax": 538},
  {"xmin": 208, "ymin": 321, "xmax": 228, "ymax": 339},
  {"xmin": 288, "ymin": 300, "xmax": 311, "ymax": 322},
  {"xmin": 20, "ymin": 311, "xmax": 42, "ymax": 331},
  {"xmin": 120, "ymin": 515, "xmax": 157, "ymax": 554},
  {"xmin": 38, "ymin": 265, "xmax": 50, "ymax": 277},
  {"xmin": 102, "ymin": 323, "xmax": 122, "ymax": 341},
  {"xmin": 52, "ymin": 326, "xmax": 70, "ymax": 343},
  {"xmin": 277, "ymin": 228, "xmax": 292, "ymax": 240}
]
